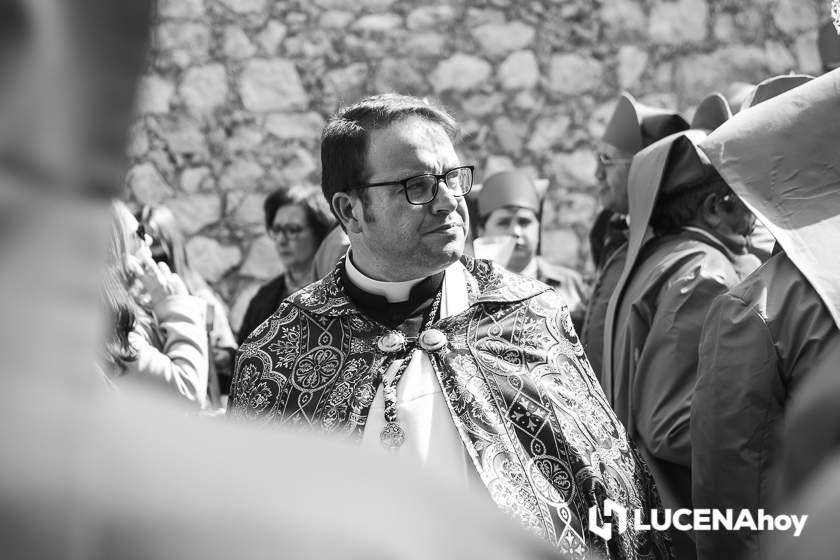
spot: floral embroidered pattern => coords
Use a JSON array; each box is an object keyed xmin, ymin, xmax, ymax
[{"xmin": 292, "ymin": 347, "xmax": 342, "ymax": 390}]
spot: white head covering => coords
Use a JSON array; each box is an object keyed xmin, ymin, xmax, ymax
[{"xmin": 700, "ymin": 68, "xmax": 840, "ymax": 329}]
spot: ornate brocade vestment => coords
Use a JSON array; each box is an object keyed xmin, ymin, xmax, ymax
[{"xmin": 229, "ymin": 256, "xmax": 672, "ymax": 560}]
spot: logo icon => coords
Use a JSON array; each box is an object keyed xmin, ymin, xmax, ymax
[{"xmin": 589, "ymin": 499, "xmax": 629, "ymax": 541}]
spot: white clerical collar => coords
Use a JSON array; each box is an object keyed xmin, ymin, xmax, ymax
[{"xmin": 345, "ymin": 253, "xmax": 426, "ymax": 303}]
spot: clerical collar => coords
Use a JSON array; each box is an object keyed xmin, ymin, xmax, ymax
[
  {"xmin": 345, "ymin": 252, "xmax": 436, "ymax": 303},
  {"xmin": 341, "ymin": 253, "xmax": 445, "ymax": 328}
]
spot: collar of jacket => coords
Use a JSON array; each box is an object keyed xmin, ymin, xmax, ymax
[
  {"xmin": 680, "ymin": 226, "xmax": 743, "ymax": 261},
  {"xmin": 288, "ymin": 255, "xmax": 550, "ymax": 318}
]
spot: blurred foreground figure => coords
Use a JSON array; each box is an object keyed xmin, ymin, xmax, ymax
[
  {"xmin": 0, "ymin": 3, "xmax": 558, "ymax": 560},
  {"xmin": 4, "ymin": 385, "xmax": 563, "ymax": 560},
  {"xmin": 692, "ymin": 69, "xmax": 840, "ymax": 560},
  {"xmin": 767, "ymin": 453, "xmax": 840, "ymax": 560},
  {"xmin": 473, "ymin": 169, "xmax": 589, "ymax": 331},
  {"xmin": 601, "ymin": 95, "xmax": 757, "ymax": 557},
  {"xmin": 230, "ymin": 94, "xmax": 673, "ymax": 560},
  {"xmin": 582, "ymin": 94, "xmax": 689, "ymax": 378}
]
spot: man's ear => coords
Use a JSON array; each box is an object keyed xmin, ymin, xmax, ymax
[
  {"xmin": 699, "ymin": 192, "xmax": 723, "ymax": 228},
  {"xmin": 332, "ymin": 191, "xmax": 363, "ymax": 234}
]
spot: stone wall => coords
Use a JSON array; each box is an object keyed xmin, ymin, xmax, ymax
[{"xmin": 127, "ymin": 0, "xmax": 832, "ymax": 330}]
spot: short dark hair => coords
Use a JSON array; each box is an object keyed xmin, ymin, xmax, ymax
[
  {"xmin": 263, "ymin": 185, "xmax": 336, "ymax": 244},
  {"xmin": 320, "ymin": 94, "xmax": 458, "ymax": 210},
  {"xmin": 649, "ymin": 169, "xmax": 732, "ymax": 236}
]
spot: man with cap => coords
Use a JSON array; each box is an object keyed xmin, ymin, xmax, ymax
[
  {"xmin": 229, "ymin": 93, "xmax": 673, "ymax": 560},
  {"xmin": 581, "ymin": 93, "xmax": 689, "ymax": 379},
  {"xmin": 474, "ymin": 169, "xmax": 589, "ymax": 332},
  {"xmin": 766, "ymin": 452, "xmax": 840, "ymax": 560},
  {"xmin": 600, "ymin": 94, "xmax": 758, "ymax": 560},
  {"xmin": 692, "ymin": 69, "xmax": 840, "ymax": 560}
]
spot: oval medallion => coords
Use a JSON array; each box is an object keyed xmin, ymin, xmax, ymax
[
  {"xmin": 377, "ymin": 331, "xmax": 406, "ymax": 353},
  {"xmin": 418, "ymin": 329, "xmax": 447, "ymax": 352},
  {"xmin": 380, "ymin": 421, "xmax": 407, "ymax": 449}
]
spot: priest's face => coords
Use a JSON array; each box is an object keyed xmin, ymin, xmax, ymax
[
  {"xmin": 346, "ymin": 116, "xmax": 469, "ymax": 281},
  {"xmin": 595, "ymin": 142, "xmax": 633, "ymax": 214}
]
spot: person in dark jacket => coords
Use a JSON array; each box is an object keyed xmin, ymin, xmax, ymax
[
  {"xmin": 237, "ymin": 185, "xmax": 341, "ymax": 345},
  {"xmin": 692, "ymin": 69, "xmax": 840, "ymax": 560},
  {"xmin": 602, "ymin": 127, "xmax": 758, "ymax": 560},
  {"xmin": 581, "ymin": 94, "xmax": 689, "ymax": 378}
]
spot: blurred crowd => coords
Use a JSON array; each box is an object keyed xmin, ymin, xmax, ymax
[{"xmin": 5, "ymin": 2, "xmax": 840, "ymax": 560}]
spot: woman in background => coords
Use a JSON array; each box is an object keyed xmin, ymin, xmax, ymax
[
  {"xmin": 237, "ymin": 185, "xmax": 342, "ymax": 345},
  {"xmin": 103, "ymin": 201, "xmax": 209, "ymax": 407},
  {"xmin": 137, "ymin": 205, "xmax": 237, "ymax": 402}
]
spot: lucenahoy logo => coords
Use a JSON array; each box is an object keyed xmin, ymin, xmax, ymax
[{"xmin": 588, "ymin": 500, "xmax": 808, "ymax": 541}]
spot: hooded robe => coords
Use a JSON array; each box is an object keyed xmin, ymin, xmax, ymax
[
  {"xmin": 692, "ymin": 68, "xmax": 840, "ymax": 560},
  {"xmin": 583, "ymin": 95, "xmax": 689, "ymax": 379},
  {"xmin": 600, "ymin": 125, "xmax": 759, "ymax": 559}
]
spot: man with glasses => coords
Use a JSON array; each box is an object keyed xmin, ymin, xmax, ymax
[
  {"xmin": 581, "ymin": 93, "xmax": 689, "ymax": 379},
  {"xmin": 229, "ymin": 94, "xmax": 672, "ymax": 560}
]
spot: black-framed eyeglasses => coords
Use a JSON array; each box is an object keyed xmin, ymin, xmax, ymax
[
  {"xmin": 350, "ymin": 165, "xmax": 474, "ymax": 205},
  {"xmin": 269, "ymin": 223, "xmax": 308, "ymax": 240},
  {"xmin": 597, "ymin": 152, "xmax": 632, "ymax": 167}
]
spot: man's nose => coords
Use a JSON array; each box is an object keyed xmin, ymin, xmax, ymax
[
  {"xmin": 430, "ymin": 179, "xmax": 458, "ymax": 214},
  {"xmin": 595, "ymin": 161, "xmax": 606, "ymax": 181}
]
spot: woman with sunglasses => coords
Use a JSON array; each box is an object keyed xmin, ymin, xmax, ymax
[
  {"xmin": 136, "ymin": 204, "xmax": 237, "ymax": 405},
  {"xmin": 102, "ymin": 201, "xmax": 209, "ymax": 408}
]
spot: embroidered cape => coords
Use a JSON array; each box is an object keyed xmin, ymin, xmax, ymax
[{"xmin": 229, "ymin": 256, "xmax": 672, "ymax": 560}]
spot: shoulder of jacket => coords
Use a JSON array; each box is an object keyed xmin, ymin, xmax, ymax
[
  {"xmin": 464, "ymin": 256, "xmax": 550, "ymax": 305},
  {"xmin": 641, "ymin": 237, "xmax": 738, "ymax": 289}
]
